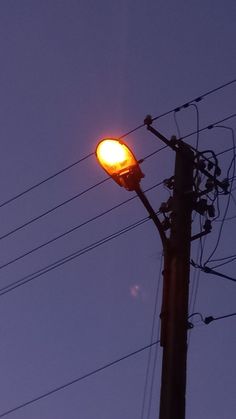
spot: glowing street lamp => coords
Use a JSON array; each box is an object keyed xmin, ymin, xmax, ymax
[
  {"xmin": 96, "ymin": 137, "xmax": 167, "ymax": 247},
  {"xmin": 95, "ymin": 138, "xmax": 144, "ymax": 191},
  {"xmin": 95, "ymin": 126, "xmax": 199, "ymax": 419}
]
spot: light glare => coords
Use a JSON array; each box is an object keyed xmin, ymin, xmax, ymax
[
  {"xmin": 96, "ymin": 137, "xmax": 144, "ymax": 190},
  {"xmin": 97, "ymin": 140, "xmax": 127, "ymax": 167}
]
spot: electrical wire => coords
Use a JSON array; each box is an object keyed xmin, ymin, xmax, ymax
[
  {"xmin": 191, "ymin": 262, "xmax": 236, "ymax": 283},
  {"xmin": 188, "ymin": 236, "xmax": 206, "ymax": 348},
  {"xmin": 0, "ymin": 146, "xmax": 167, "ymax": 243},
  {"xmin": 1, "ymin": 112, "xmax": 235, "ymax": 245},
  {"xmin": 173, "ymin": 110, "xmax": 181, "ymax": 139},
  {"xmin": 204, "ymin": 312, "xmax": 236, "ymax": 324},
  {"xmin": 230, "ymin": 191, "xmax": 236, "ymax": 207},
  {"xmin": 0, "ymin": 181, "xmax": 164, "ymax": 272},
  {"xmin": 0, "ymin": 214, "xmax": 154, "ymax": 297},
  {"xmin": 1, "ymin": 117, "xmax": 235, "ymax": 291},
  {"xmin": 149, "ymin": 113, "xmax": 236, "ymax": 175},
  {"xmin": 151, "ymin": 78, "xmax": 236, "ymax": 123},
  {"xmin": 209, "ymin": 253, "xmax": 236, "ymax": 263},
  {"xmin": 141, "ymin": 255, "xmax": 162, "ymax": 419},
  {"xmin": 215, "ymin": 213, "xmax": 236, "ymax": 222},
  {"xmin": 146, "ymin": 257, "xmax": 162, "ymax": 419},
  {"xmin": 211, "ymin": 256, "xmax": 236, "ymax": 269},
  {"xmin": 0, "ymin": 153, "xmax": 94, "ymax": 210},
  {"xmin": 215, "ymin": 147, "xmax": 236, "ymax": 158},
  {"xmin": 191, "ymin": 256, "xmax": 203, "ymax": 319},
  {"xmin": 189, "ymin": 239, "xmax": 202, "ymax": 313},
  {"xmin": 173, "ymin": 103, "xmax": 200, "ymax": 149},
  {"xmin": 189, "ymin": 311, "xmax": 236, "ymax": 328},
  {"xmin": 0, "ymin": 79, "xmax": 235, "ymax": 211},
  {"xmin": 0, "ymin": 115, "xmax": 234, "ymax": 293},
  {"xmin": 178, "ymin": 113, "xmax": 236, "ymax": 143},
  {"xmin": 0, "ymin": 340, "xmax": 160, "ymax": 418},
  {"xmin": 190, "ymin": 104, "xmax": 200, "ymax": 150},
  {"xmin": 0, "ymin": 178, "xmax": 109, "ymax": 241},
  {"xmin": 1, "ymin": 304, "xmax": 234, "ymax": 418},
  {"xmin": 204, "ymin": 126, "xmax": 236, "ymax": 265}
]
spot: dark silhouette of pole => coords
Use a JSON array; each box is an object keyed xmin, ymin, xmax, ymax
[
  {"xmin": 159, "ymin": 143, "xmax": 194, "ymax": 419},
  {"xmin": 96, "ymin": 128, "xmax": 195, "ymax": 419}
]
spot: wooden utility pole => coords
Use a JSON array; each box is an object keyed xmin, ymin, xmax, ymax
[
  {"xmin": 97, "ymin": 118, "xmax": 225, "ymax": 419},
  {"xmin": 159, "ymin": 143, "xmax": 194, "ymax": 419}
]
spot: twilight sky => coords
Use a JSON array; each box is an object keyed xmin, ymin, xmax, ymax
[{"xmin": 0, "ymin": 1, "xmax": 235, "ymax": 418}]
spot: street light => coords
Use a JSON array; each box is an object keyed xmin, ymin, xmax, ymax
[
  {"xmin": 96, "ymin": 120, "xmax": 227, "ymax": 419},
  {"xmin": 95, "ymin": 128, "xmax": 195, "ymax": 419},
  {"xmin": 95, "ymin": 138, "xmax": 144, "ymax": 191},
  {"xmin": 96, "ymin": 137, "xmax": 167, "ymax": 247}
]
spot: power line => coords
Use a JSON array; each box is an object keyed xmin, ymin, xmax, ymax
[
  {"xmin": 178, "ymin": 113, "xmax": 236, "ymax": 143},
  {"xmin": 1, "ymin": 112, "xmax": 235, "ymax": 244},
  {"xmin": 209, "ymin": 253, "xmax": 236, "ymax": 267},
  {"xmin": 203, "ymin": 267, "xmax": 236, "ymax": 283},
  {"xmin": 203, "ymin": 125, "xmax": 236, "ymax": 265},
  {"xmin": 215, "ymin": 147, "xmax": 236, "ymax": 158},
  {"xmin": 0, "ymin": 215, "xmax": 153, "ymax": 297},
  {"xmin": 191, "ymin": 262, "xmax": 236, "ymax": 283},
  {"xmin": 215, "ymin": 213, "xmax": 236, "ymax": 222},
  {"xmin": 210, "ymin": 253, "xmax": 236, "ymax": 262},
  {"xmin": 188, "ymin": 311, "xmax": 236, "ymax": 327},
  {"xmin": 146, "ymin": 258, "xmax": 162, "ymax": 419},
  {"xmin": 0, "ymin": 178, "xmax": 109, "ymax": 241},
  {"xmin": 1, "ymin": 304, "xmax": 234, "ymax": 418},
  {"xmin": 118, "ymin": 79, "xmax": 236, "ymax": 137},
  {"xmin": 0, "ymin": 113, "xmax": 233, "ymax": 298},
  {"xmin": 151, "ymin": 78, "xmax": 236, "ymax": 123},
  {"xmin": 204, "ymin": 312, "xmax": 236, "ymax": 324},
  {"xmin": 0, "ymin": 152, "xmax": 94, "ymax": 209},
  {"xmin": 0, "ymin": 79, "xmax": 235, "ymax": 210},
  {"xmin": 141, "ymin": 255, "xmax": 162, "ymax": 419},
  {"xmin": 0, "ymin": 146, "xmax": 167, "ymax": 243},
  {"xmin": 0, "ymin": 181, "xmax": 164, "ymax": 272},
  {"xmin": 190, "ymin": 104, "xmax": 200, "ymax": 150},
  {"xmin": 173, "ymin": 110, "xmax": 181, "ymax": 139},
  {"xmin": 0, "ymin": 340, "xmax": 160, "ymax": 418},
  {"xmin": 148, "ymin": 114, "xmax": 236, "ymax": 170},
  {"xmin": 173, "ymin": 103, "xmax": 200, "ymax": 149}
]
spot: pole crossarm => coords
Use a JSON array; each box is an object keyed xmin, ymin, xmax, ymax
[{"xmin": 144, "ymin": 115, "xmax": 228, "ymax": 193}]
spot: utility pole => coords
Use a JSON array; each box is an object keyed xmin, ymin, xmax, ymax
[
  {"xmin": 96, "ymin": 123, "xmax": 227, "ymax": 419},
  {"xmin": 144, "ymin": 118, "xmax": 227, "ymax": 419},
  {"xmin": 159, "ymin": 143, "xmax": 194, "ymax": 419}
]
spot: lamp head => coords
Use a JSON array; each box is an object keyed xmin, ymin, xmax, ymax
[{"xmin": 96, "ymin": 138, "xmax": 144, "ymax": 191}]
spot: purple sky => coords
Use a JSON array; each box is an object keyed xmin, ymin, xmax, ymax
[{"xmin": 0, "ymin": 1, "xmax": 235, "ymax": 418}]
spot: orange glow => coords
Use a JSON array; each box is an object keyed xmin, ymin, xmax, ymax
[
  {"xmin": 96, "ymin": 138, "xmax": 137, "ymax": 177},
  {"xmin": 96, "ymin": 138, "xmax": 144, "ymax": 190}
]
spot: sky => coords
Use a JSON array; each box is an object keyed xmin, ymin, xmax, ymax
[{"xmin": 0, "ymin": 1, "xmax": 235, "ymax": 418}]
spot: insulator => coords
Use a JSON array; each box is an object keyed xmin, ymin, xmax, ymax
[
  {"xmin": 207, "ymin": 161, "xmax": 214, "ymax": 171},
  {"xmin": 159, "ymin": 202, "xmax": 169, "ymax": 213},
  {"xmin": 144, "ymin": 114, "xmax": 153, "ymax": 126},
  {"xmin": 162, "ymin": 218, "xmax": 171, "ymax": 231},
  {"xmin": 195, "ymin": 198, "xmax": 208, "ymax": 215},
  {"xmin": 195, "ymin": 158, "xmax": 206, "ymax": 171},
  {"xmin": 207, "ymin": 204, "xmax": 215, "ymax": 218},
  {"xmin": 203, "ymin": 219, "xmax": 212, "ymax": 232},
  {"xmin": 163, "ymin": 176, "xmax": 175, "ymax": 190},
  {"xmin": 205, "ymin": 178, "xmax": 214, "ymax": 191},
  {"xmin": 221, "ymin": 178, "xmax": 230, "ymax": 194}
]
